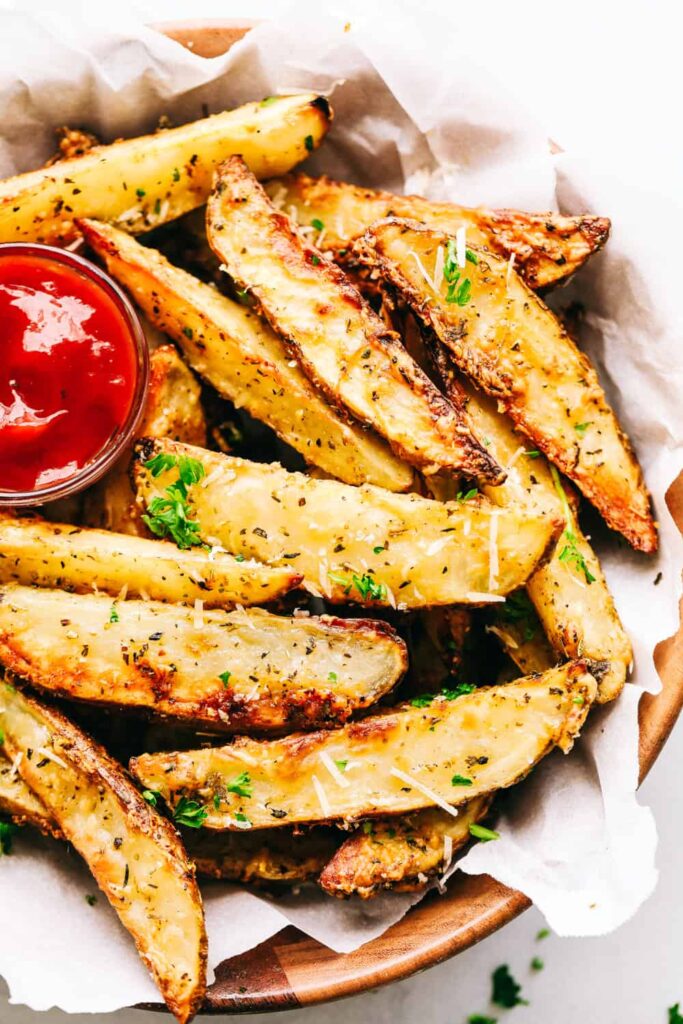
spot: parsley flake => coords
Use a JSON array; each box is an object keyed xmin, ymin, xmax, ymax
[
  {"xmin": 235, "ymin": 812, "xmax": 252, "ymax": 828},
  {"xmin": 135, "ymin": 187, "xmax": 146, "ymax": 198},
  {"xmin": 219, "ymin": 670, "xmax": 232, "ymax": 688},
  {"xmin": 182, "ymin": 326, "xmax": 193, "ymax": 339},
  {"xmin": 172, "ymin": 167, "xmax": 181, "ymax": 182},
  {"xmin": 451, "ymin": 774, "xmax": 473, "ymax": 786},
  {"xmin": 142, "ymin": 789, "xmax": 160, "ymax": 807},
  {"xmin": 501, "ymin": 590, "xmax": 537, "ymax": 642},
  {"xmin": 304, "ymin": 134, "xmax": 314, "ymax": 152},
  {"xmin": 536, "ymin": 927, "xmax": 550, "ymax": 940},
  {"xmin": 142, "ymin": 454, "xmax": 206, "ymax": 550},
  {"xmin": 109, "ymin": 604, "xmax": 119, "ymax": 624},
  {"xmin": 491, "ymin": 964, "xmax": 527, "ymax": 1008},
  {"xmin": 334, "ymin": 759, "xmax": 348, "ymax": 773},
  {"xmin": 550, "ymin": 466, "xmax": 596, "ymax": 584},
  {"xmin": 456, "ymin": 488, "xmax": 478, "ymax": 503},
  {"xmin": 470, "ymin": 823, "xmax": 500, "ymax": 843},
  {"xmin": 145, "ymin": 452, "xmax": 177, "ymax": 477},
  {"xmin": 362, "ymin": 821, "xmax": 374, "ymax": 835},
  {"xmin": 328, "ymin": 671, "xmax": 338, "ymax": 682},
  {"xmin": 0, "ymin": 820, "xmax": 18, "ymax": 855},
  {"xmin": 311, "ymin": 218, "xmax": 325, "ymax": 231},
  {"xmin": 226, "ymin": 771, "xmax": 252, "ymax": 799},
  {"xmin": 530, "ymin": 956, "xmax": 544, "ymax": 971},
  {"xmin": 669, "ymin": 1004, "xmax": 683, "ymax": 1024},
  {"xmin": 523, "ymin": 449, "xmax": 541, "ymax": 459},
  {"xmin": 173, "ymin": 797, "xmax": 208, "ymax": 829},
  {"xmin": 468, "ymin": 1016, "xmax": 497, "ymax": 1024},
  {"xmin": 85, "ymin": 894, "xmax": 98, "ymax": 907},
  {"xmin": 260, "ymin": 96, "xmax": 279, "ymax": 107},
  {"xmin": 574, "ymin": 421, "xmax": 593, "ymax": 435},
  {"xmin": 410, "ymin": 694, "xmax": 434, "ymax": 708}
]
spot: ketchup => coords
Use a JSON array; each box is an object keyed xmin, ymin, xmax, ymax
[{"xmin": 0, "ymin": 251, "xmax": 139, "ymax": 493}]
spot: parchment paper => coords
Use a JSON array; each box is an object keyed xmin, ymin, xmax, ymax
[{"xmin": 0, "ymin": 4, "xmax": 681, "ymax": 1014}]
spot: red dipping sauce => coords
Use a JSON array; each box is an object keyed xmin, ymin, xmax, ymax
[{"xmin": 0, "ymin": 245, "xmax": 148, "ymax": 502}]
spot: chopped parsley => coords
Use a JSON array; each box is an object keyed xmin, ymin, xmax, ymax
[
  {"xmin": 328, "ymin": 671, "xmax": 338, "ymax": 682},
  {"xmin": 311, "ymin": 217, "xmax": 325, "ymax": 231},
  {"xmin": 85, "ymin": 894, "xmax": 98, "ymax": 907},
  {"xmin": 219, "ymin": 670, "xmax": 232, "ymax": 688},
  {"xmin": 470, "ymin": 823, "xmax": 500, "ymax": 843},
  {"xmin": 304, "ymin": 134, "xmax": 314, "ymax": 152},
  {"xmin": 310, "ymin": 254, "xmax": 321, "ymax": 266},
  {"xmin": 467, "ymin": 1016, "xmax": 497, "ymax": 1024},
  {"xmin": 173, "ymin": 797, "xmax": 208, "ymax": 829},
  {"xmin": 226, "ymin": 771, "xmax": 252, "ymax": 799},
  {"xmin": 410, "ymin": 694, "xmax": 435, "ymax": 708},
  {"xmin": 574, "ymin": 421, "xmax": 592, "ymax": 435},
  {"xmin": 573, "ymin": 695, "xmax": 585, "ymax": 706},
  {"xmin": 334, "ymin": 759, "xmax": 348, "ymax": 773},
  {"xmin": 441, "ymin": 682, "xmax": 476, "ymax": 700},
  {"xmin": 530, "ymin": 956, "xmax": 544, "ymax": 971},
  {"xmin": 142, "ymin": 789, "xmax": 160, "ymax": 807},
  {"xmin": 373, "ymin": 545, "xmax": 386, "ymax": 554},
  {"xmin": 669, "ymin": 1004, "xmax": 683, "ymax": 1024},
  {"xmin": 135, "ymin": 187, "xmax": 146, "ymax": 198},
  {"xmin": 172, "ymin": 167, "xmax": 181, "ymax": 182},
  {"xmin": 491, "ymin": 964, "xmax": 527, "ymax": 1008},
  {"xmin": 523, "ymin": 449, "xmax": 541, "ymax": 459},
  {"xmin": 0, "ymin": 820, "xmax": 18, "ymax": 855},
  {"xmin": 142, "ymin": 453, "xmax": 206, "ymax": 550},
  {"xmin": 501, "ymin": 590, "xmax": 537, "ymax": 642},
  {"xmin": 536, "ymin": 927, "xmax": 550, "ymax": 940},
  {"xmin": 443, "ymin": 238, "xmax": 473, "ymax": 305},
  {"xmin": 182, "ymin": 326, "xmax": 193, "ymax": 339},
  {"xmin": 154, "ymin": 197, "xmax": 161, "ymax": 215},
  {"xmin": 465, "ymin": 249, "xmax": 479, "ymax": 264},
  {"xmin": 362, "ymin": 821, "xmax": 374, "ymax": 835},
  {"xmin": 328, "ymin": 571, "xmax": 387, "ymax": 603},
  {"xmin": 235, "ymin": 288, "xmax": 251, "ymax": 306},
  {"xmin": 456, "ymin": 487, "xmax": 478, "ymax": 503},
  {"xmin": 109, "ymin": 604, "xmax": 119, "ymax": 624},
  {"xmin": 0, "ymin": 728, "xmax": 4, "ymax": 744},
  {"xmin": 550, "ymin": 466, "xmax": 596, "ymax": 584},
  {"xmin": 260, "ymin": 96, "xmax": 279, "ymax": 107},
  {"xmin": 235, "ymin": 812, "xmax": 251, "ymax": 827},
  {"xmin": 451, "ymin": 774, "xmax": 473, "ymax": 786}
]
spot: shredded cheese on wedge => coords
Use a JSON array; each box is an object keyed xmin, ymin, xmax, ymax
[
  {"xmin": 486, "ymin": 624, "xmax": 519, "ymax": 650},
  {"xmin": 456, "ymin": 226, "xmax": 467, "ymax": 268},
  {"xmin": 443, "ymin": 833, "xmax": 453, "ymax": 867},
  {"xmin": 408, "ymin": 250, "xmax": 439, "ymax": 293},
  {"xmin": 432, "ymin": 244, "xmax": 445, "ymax": 291},
  {"xmin": 319, "ymin": 751, "xmax": 350, "ymax": 788},
  {"xmin": 312, "ymin": 774, "xmax": 332, "ymax": 817},
  {"xmin": 36, "ymin": 746, "xmax": 68, "ymax": 770},
  {"xmin": 389, "ymin": 767, "xmax": 459, "ymax": 818},
  {"xmin": 466, "ymin": 591, "xmax": 506, "ymax": 603}
]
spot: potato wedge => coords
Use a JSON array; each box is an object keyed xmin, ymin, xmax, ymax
[
  {"xmin": 130, "ymin": 661, "xmax": 596, "ymax": 830},
  {"xmin": 0, "ymin": 515, "xmax": 301, "ymax": 608},
  {"xmin": 186, "ymin": 826, "xmax": 339, "ymax": 885},
  {"xmin": 320, "ymin": 797, "xmax": 490, "ymax": 899},
  {"xmin": 79, "ymin": 218, "xmax": 413, "ymax": 493},
  {"xmin": 133, "ymin": 439, "xmax": 562, "ymax": 609},
  {"xmin": 356, "ymin": 219, "xmax": 656, "ymax": 552},
  {"xmin": 0, "ymin": 681, "xmax": 206, "ymax": 1023},
  {"xmin": 266, "ymin": 173, "xmax": 611, "ymax": 290},
  {"xmin": 0, "ymin": 95, "xmax": 332, "ymax": 244},
  {"xmin": 206, "ymin": 157, "xmax": 503, "ymax": 482},
  {"xmin": 434, "ymin": 354, "xmax": 632, "ymax": 702},
  {"xmin": 84, "ymin": 344, "xmax": 208, "ymax": 534},
  {"xmin": 0, "ymin": 747, "xmax": 61, "ymax": 837},
  {"xmin": 0, "ymin": 585, "xmax": 406, "ymax": 731}
]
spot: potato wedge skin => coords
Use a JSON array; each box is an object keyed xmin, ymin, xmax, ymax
[
  {"xmin": 84, "ymin": 343, "xmax": 207, "ymax": 535},
  {"xmin": 0, "ymin": 585, "xmax": 406, "ymax": 731},
  {"xmin": 131, "ymin": 662, "xmax": 596, "ymax": 830},
  {"xmin": 0, "ymin": 748, "xmax": 62, "ymax": 838},
  {"xmin": 79, "ymin": 218, "xmax": 413, "ymax": 493},
  {"xmin": 320, "ymin": 798, "xmax": 490, "ymax": 899},
  {"xmin": 0, "ymin": 681, "xmax": 206, "ymax": 1024},
  {"xmin": 266, "ymin": 173, "xmax": 610, "ymax": 290},
  {"xmin": 0, "ymin": 515, "xmax": 301, "ymax": 608},
  {"xmin": 133, "ymin": 439, "xmax": 562, "ymax": 609},
  {"xmin": 0, "ymin": 95, "xmax": 332, "ymax": 244},
  {"xmin": 357, "ymin": 219, "xmax": 656, "ymax": 553},
  {"xmin": 434, "ymin": 356, "xmax": 632, "ymax": 702},
  {"xmin": 187, "ymin": 826, "xmax": 340, "ymax": 885},
  {"xmin": 206, "ymin": 157, "xmax": 503, "ymax": 482}
]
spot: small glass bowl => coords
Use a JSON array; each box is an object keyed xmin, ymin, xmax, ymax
[{"xmin": 0, "ymin": 242, "xmax": 149, "ymax": 508}]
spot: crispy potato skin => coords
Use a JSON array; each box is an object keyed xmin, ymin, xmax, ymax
[
  {"xmin": 206, "ymin": 157, "xmax": 503, "ymax": 482},
  {"xmin": 0, "ymin": 95, "xmax": 332, "ymax": 244},
  {"xmin": 357, "ymin": 220, "xmax": 656, "ymax": 553},
  {"xmin": 0, "ymin": 748, "xmax": 62, "ymax": 838},
  {"xmin": 0, "ymin": 585, "xmax": 406, "ymax": 731},
  {"xmin": 84, "ymin": 344, "xmax": 207, "ymax": 535},
  {"xmin": 0, "ymin": 682, "xmax": 207, "ymax": 1024},
  {"xmin": 266, "ymin": 173, "xmax": 611, "ymax": 291},
  {"xmin": 0, "ymin": 515, "xmax": 301, "ymax": 608},
  {"xmin": 130, "ymin": 662, "xmax": 596, "ymax": 830},
  {"xmin": 79, "ymin": 219, "xmax": 413, "ymax": 493},
  {"xmin": 320, "ymin": 798, "xmax": 490, "ymax": 899},
  {"xmin": 133, "ymin": 439, "xmax": 562, "ymax": 609},
  {"xmin": 435, "ymin": 356, "xmax": 632, "ymax": 702},
  {"xmin": 187, "ymin": 826, "xmax": 340, "ymax": 885}
]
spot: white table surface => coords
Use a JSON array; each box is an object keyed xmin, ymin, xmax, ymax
[{"xmin": 1, "ymin": 1, "xmax": 682, "ymax": 1021}]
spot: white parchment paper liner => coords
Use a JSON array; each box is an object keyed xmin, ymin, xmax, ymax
[{"xmin": 0, "ymin": 5, "xmax": 681, "ymax": 1013}]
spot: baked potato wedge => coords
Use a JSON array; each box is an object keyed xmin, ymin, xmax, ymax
[
  {"xmin": 0, "ymin": 747, "xmax": 61, "ymax": 837},
  {"xmin": 265, "ymin": 172, "xmax": 611, "ymax": 290},
  {"xmin": 435, "ymin": 355, "xmax": 632, "ymax": 702},
  {"xmin": 133, "ymin": 439, "xmax": 562, "ymax": 609},
  {"xmin": 186, "ymin": 825, "xmax": 339, "ymax": 885},
  {"xmin": 0, "ymin": 95, "xmax": 332, "ymax": 244},
  {"xmin": 130, "ymin": 661, "xmax": 596, "ymax": 829},
  {"xmin": 79, "ymin": 218, "xmax": 413, "ymax": 493},
  {"xmin": 0, "ymin": 680, "xmax": 207, "ymax": 1024},
  {"xmin": 0, "ymin": 515, "xmax": 301, "ymax": 608},
  {"xmin": 319, "ymin": 797, "xmax": 490, "ymax": 899},
  {"xmin": 206, "ymin": 157, "xmax": 503, "ymax": 482},
  {"xmin": 356, "ymin": 219, "xmax": 656, "ymax": 552},
  {"xmin": 0, "ymin": 585, "xmax": 407, "ymax": 731}
]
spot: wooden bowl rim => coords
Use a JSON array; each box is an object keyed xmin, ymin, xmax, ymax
[{"xmin": 141, "ymin": 19, "xmax": 683, "ymax": 1015}]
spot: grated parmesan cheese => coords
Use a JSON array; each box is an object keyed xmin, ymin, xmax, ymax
[
  {"xmin": 488, "ymin": 513, "xmax": 499, "ymax": 591},
  {"xmin": 442, "ymin": 833, "xmax": 453, "ymax": 867},
  {"xmin": 389, "ymin": 767, "xmax": 459, "ymax": 818},
  {"xmin": 486, "ymin": 625, "xmax": 519, "ymax": 650},
  {"xmin": 506, "ymin": 253, "xmax": 516, "ymax": 288},
  {"xmin": 466, "ymin": 591, "xmax": 506, "ymax": 603},
  {"xmin": 432, "ymin": 244, "xmax": 445, "ymax": 291},
  {"xmin": 312, "ymin": 774, "xmax": 332, "ymax": 817},
  {"xmin": 456, "ymin": 226, "xmax": 467, "ymax": 268},
  {"xmin": 117, "ymin": 583, "xmax": 128, "ymax": 602},
  {"xmin": 507, "ymin": 446, "xmax": 526, "ymax": 469},
  {"xmin": 193, "ymin": 599, "xmax": 204, "ymax": 629},
  {"xmin": 318, "ymin": 751, "xmax": 350, "ymax": 788},
  {"xmin": 201, "ymin": 466, "xmax": 224, "ymax": 490},
  {"xmin": 36, "ymin": 746, "xmax": 68, "ymax": 770},
  {"xmin": 408, "ymin": 250, "xmax": 439, "ymax": 293}
]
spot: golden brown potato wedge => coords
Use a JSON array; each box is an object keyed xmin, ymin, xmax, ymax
[
  {"xmin": 0, "ymin": 747, "xmax": 61, "ymax": 838},
  {"xmin": 0, "ymin": 680, "xmax": 206, "ymax": 1024},
  {"xmin": 320, "ymin": 797, "xmax": 490, "ymax": 899},
  {"xmin": 187, "ymin": 826, "xmax": 340, "ymax": 885},
  {"xmin": 0, "ymin": 95, "xmax": 332, "ymax": 244},
  {"xmin": 0, "ymin": 515, "xmax": 301, "ymax": 608},
  {"xmin": 206, "ymin": 157, "xmax": 502, "ymax": 482},
  {"xmin": 130, "ymin": 661, "xmax": 596, "ymax": 830},
  {"xmin": 265, "ymin": 172, "xmax": 611, "ymax": 290},
  {"xmin": 0, "ymin": 585, "xmax": 406, "ymax": 731},
  {"xmin": 356, "ymin": 220, "xmax": 656, "ymax": 552},
  {"xmin": 84, "ymin": 344, "xmax": 207, "ymax": 535},
  {"xmin": 133, "ymin": 439, "xmax": 561, "ymax": 609},
  {"xmin": 79, "ymin": 218, "xmax": 413, "ymax": 493},
  {"xmin": 434, "ymin": 355, "xmax": 632, "ymax": 702}
]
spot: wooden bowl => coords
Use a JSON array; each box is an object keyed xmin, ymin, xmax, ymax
[{"xmin": 146, "ymin": 20, "xmax": 683, "ymax": 1014}]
